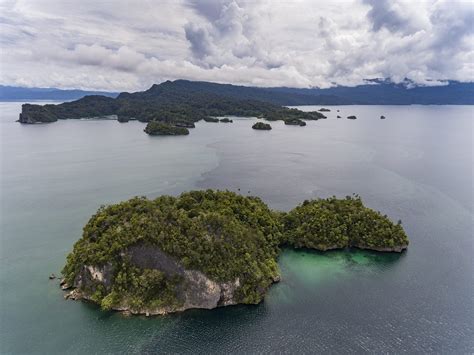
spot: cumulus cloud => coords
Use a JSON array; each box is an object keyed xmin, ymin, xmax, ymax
[{"xmin": 0, "ymin": 0, "xmax": 472, "ymax": 91}]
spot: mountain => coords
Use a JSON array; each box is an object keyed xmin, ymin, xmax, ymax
[
  {"xmin": 124, "ymin": 79, "xmax": 473, "ymax": 105},
  {"xmin": 143, "ymin": 80, "xmax": 349, "ymax": 105},
  {"xmin": 0, "ymin": 86, "xmax": 118, "ymax": 101},
  {"xmin": 267, "ymin": 79, "xmax": 474, "ymax": 105}
]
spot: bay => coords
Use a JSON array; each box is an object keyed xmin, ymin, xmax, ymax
[{"xmin": 1, "ymin": 102, "xmax": 473, "ymax": 353}]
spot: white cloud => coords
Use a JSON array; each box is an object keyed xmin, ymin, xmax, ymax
[{"xmin": 0, "ymin": 0, "xmax": 472, "ymax": 91}]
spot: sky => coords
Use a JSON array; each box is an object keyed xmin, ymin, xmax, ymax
[{"xmin": 0, "ymin": 0, "xmax": 473, "ymax": 91}]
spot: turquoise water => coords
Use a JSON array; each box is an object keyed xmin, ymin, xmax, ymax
[{"xmin": 1, "ymin": 103, "xmax": 473, "ymax": 353}]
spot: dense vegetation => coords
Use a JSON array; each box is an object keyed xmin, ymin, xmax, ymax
[
  {"xmin": 144, "ymin": 121, "xmax": 189, "ymax": 136},
  {"xmin": 62, "ymin": 191, "xmax": 282, "ymax": 310},
  {"xmin": 62, "ymin": 190, "xmax": 408, "ymax": 314},
  {"xmin": 282, "ymin": 196, "xmax": 409, "ymax": 251},
  {"xmin": 19, "ymin": 80, "xmax": 326, "ymax": 125},
  {"xmin": 252, "ymin": 122, "xmax": 272, "ymax": 130}
]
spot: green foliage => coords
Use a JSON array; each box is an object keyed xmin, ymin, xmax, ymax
[
  {"xmin": 282, "ymin": 196, "xmax": 409, "ymax": 250},
  {"xmin": 203, "ymin": 117, "xmax": 219, "ymax": 122},
  {"xmin": 252, "ymin": 122, "xmax": 272, "ymax": 130},
  {"xmin": 63, "ymin": 190, "xmax": 282, "ymax": 308},
  {"xmin": 144, "ymin": 122, "xmax": 189, "ymax": 135}
]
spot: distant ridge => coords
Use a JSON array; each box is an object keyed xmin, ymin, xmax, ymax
[
  {"xmin": 267, "ymin": 79, "xmax": 474, "ymax": 105},
  {"xmin": 0, "ymin": 86, "xmax": 118, "ymax": 101},
  {"xmin": 5, "ymin": 79, "xmax": 473, "ymax": 104}
]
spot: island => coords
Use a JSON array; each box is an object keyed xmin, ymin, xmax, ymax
[
  {"xmin": 18, "ymin": 80, "xmax": 327, "ymax": 133},
  {"xmin": 60, "ymin": 190, "xmax": 409, "ymax": 316},
  {"xmin": 219, "ymin": 118, "xmax": 233, "ymax": 123},
  {"xmin": 318, "ymin": 108, "xmax": 331, "ymax": 112},
  {"xmin": 347, "ymin": 115, "xmax": 357, "ymax": 119},
  {"xmin": 252, "ymin": 122, "xmax": 272, "ymax": 130},
  {"xmin": 203, "ymin": 117, "xmax": 219, "ymax": 123},
  {"xmin": 117, "ymin": 116, "xmax": 130, "ymax": 123},
  {"xmin": 144, "ymin": 122, "xmax": 189, "ymax": 136},
  {"xmin": 284, "ymin": 118, "xmax": 306, "ymax": 126}
]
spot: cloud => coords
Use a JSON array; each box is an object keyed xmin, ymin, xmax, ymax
[{"xmin": 0, "ymin": 0, "xmax": 472, "ymax": 91}]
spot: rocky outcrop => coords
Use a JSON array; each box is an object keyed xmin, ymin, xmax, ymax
[{"xmin": 64, "ymin": 243, "xmax": 250, "ymax": 315}]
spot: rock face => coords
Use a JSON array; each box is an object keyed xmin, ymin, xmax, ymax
[
  {"xmin": 66, "ymin": 243, "xmax": 247, "ymax": 315},
  {"xmin": 18, "ymin": 104, "xmax": 57, "ymax": 124}
]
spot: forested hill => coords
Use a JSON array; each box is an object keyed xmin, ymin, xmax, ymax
[
  {"xmin": 268, "ymin": 79, "xmax": 474, "ymax": 105},
  {"xmin": 0, "ymin": 85, "xmax": 118, "ymax": 101},
  {"xmin": 134, "ymin": 80, "xmax": 347, "ymax": 105},
  {"xmin": 121, "ymin": 79, "xmax": 474, "ymax": 105}
]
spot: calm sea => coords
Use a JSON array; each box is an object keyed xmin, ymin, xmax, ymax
[{"xmin": 1, "ymin": 102, "xmax": 473, "ymax": 353}]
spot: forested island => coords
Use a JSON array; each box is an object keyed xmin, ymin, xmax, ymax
[
  {"xmin": 144, "ymin": 122, "xmax": 189, "ymax": 136},
  {"xmin": 252, "ymin": 122, "xmax": 272, "ymax": 130},
  {"xmin": 61, "ymin": 190, "xmax": 409, "ymax": 316},
  {"xmin": 18, "ymin": 80, "xmax": 326, "ymax": 133}
]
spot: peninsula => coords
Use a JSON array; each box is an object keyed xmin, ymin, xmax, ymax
[
  {"xmin": 61, "ymin": 190, "xmax": 408, "ymax": 316},
  {"xmin": 18, "ymin": 80, "xmax": 326, "ymax": 132}
]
